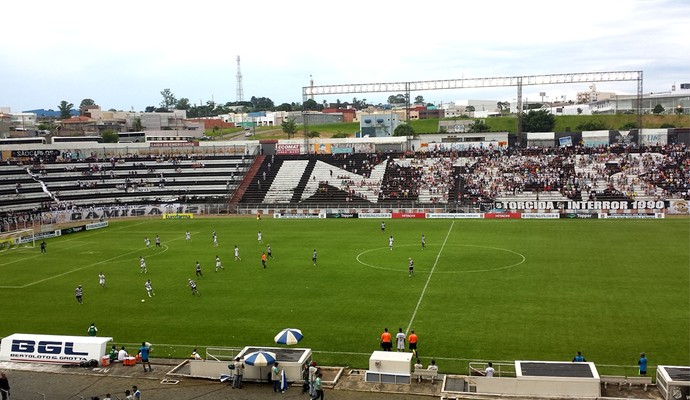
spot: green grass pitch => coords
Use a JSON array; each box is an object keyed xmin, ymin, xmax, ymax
[{"xmin": 1, "ymin": 217, "xmax": 688, "ymax": 375}]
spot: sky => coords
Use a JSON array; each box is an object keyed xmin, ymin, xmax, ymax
[{"xmin": 1, "ymin": 0, "xmax": 689, "ymax": 113}]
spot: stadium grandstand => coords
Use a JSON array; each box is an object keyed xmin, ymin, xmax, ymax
[{"xmin": 1, "ymin": 130, "xmax": 689, "ymax": 231}]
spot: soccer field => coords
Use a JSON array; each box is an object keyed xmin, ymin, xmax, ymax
[{"xmin": 1, "ymin": 217, "xmax": 688, "ymax": 375}]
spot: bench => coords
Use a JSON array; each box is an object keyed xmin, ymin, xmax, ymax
[
  {"xmin": 412, "ymin": 367, "xmax": 438, "ymax": 383},
  {"xmin": 601, "ymin": 375, "xmax": 627, "ymax": 390},
  {"xmin": 625, "ymin": 376, "xmax": 653, "ymax": 391}
]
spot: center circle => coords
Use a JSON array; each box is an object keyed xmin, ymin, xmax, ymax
[{"xmin": 355, "ymin": 244, "xmax": 525, "ymax": 273}]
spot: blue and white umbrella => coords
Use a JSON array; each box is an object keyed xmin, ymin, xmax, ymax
[
  {"xmin": 274, "ymin": 328, "xmax": 303, "ymax": 345},
  {"xmin": 280, "ymin": 369, "xmax": 288, "ymax": 392},
  {"xmin": 243, "ymin": 350, "xmax": 277, "ymax": 366}
]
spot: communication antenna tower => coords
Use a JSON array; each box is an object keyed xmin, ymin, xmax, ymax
[{"xmin": 236, "ymin": 55, "xmax": 244, "ymax": 102}]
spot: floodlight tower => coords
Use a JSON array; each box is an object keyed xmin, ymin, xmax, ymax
[{"xmin": 236, "ymin": 55, "xmax": 244, "ymax": 102}]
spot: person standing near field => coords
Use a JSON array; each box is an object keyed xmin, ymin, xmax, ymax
[
  {"xmin": 312, "ymin": 249, "xmax": 317, "ymax": 266},
  {"xmin": 87, "ymin": 322, "xmax": 98, "ymax": 336},
  {"xmin": 638, "ymin": 352, "xmax": 648, "ymax": 375},
  {"xmin": 408, "ymin": 258, "xmax": 414, "ymax": 277},
  {"xmin": 421, "ymin": 234, "xmax": 426, "ymax": 250},
  {"xmin": 408, "ymin": 330, "xmax": 418, "ymax": 356},
  {"xmin": 40, "ymin": 240, "xmax": 47, "ymax": 253},
  {"xmin": 234, "ymin": 246, "xmax": 241, "ymax": 261},
  {"xmin": 99, "ymin": 272, "xmax": 106, "ymax": 288},
  {"xmin": 389, "ymin": 235, "xmax": 394, "ymax": 250},
  {"xmin": 396, "ymin": 328, "xmax": 406, "ymax": 352},
  {"xmin": 380, "ymin": 328, "xmax": 392, "ymax": 351},
  {"xmin": 381, "ymin": 221, "xmax": 386, "ymax": 233},
  {"xmin": 0, "ymin": 371, "xmax": 10, "ymax": 400},
  {"xmin": 138, "ymin": 342, "xmax": 152, "ymax": 372},
  {"xmin": 261, "ymin": 252, "xmax": 267, "ymax": 269},
  {"xmin": 195, "ymin": 261, "xmax": 203, "ymax": 277}
]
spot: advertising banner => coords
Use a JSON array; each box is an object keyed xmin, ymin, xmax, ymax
[
  {"xmin": 276, "ymin": 144, "xmax": 301, "ymax": 155},
  {"xmin": 11, "ymin": 149, "xmax": 61, "ymax": 159},
  {"xmin": 0, "ymin": 334, "xmax": 113, "ymax": 364},
  {"xmin": 61, "ymin": 225, "xmax": 87, "ymax": 235},
  {"xmin": 392, "ymin": 212, "xmax": 426, "ymax": 219},
  {"xmin": 325, "ymin": 213, "xmax": 358, "ymax": 218},
  {"xmin": 149, "ymin": 142, "xmax": 198, "ymax": 147},
  {"xmin": 521, "ymin": 213, "xmax": 560, "ymax": 219},
  {"xmin": 484, "ymin": 212, "xmax": 521, "ymax": 219},
  {"xmin": 162, "ymin": 213, "xmax": 194, "ymax": 219},
  {"xmin": 331, "ymin": 144, "xmax": 354, "ymax": 154},
  {"xmin": 495, "ymin": 200, "xmax": 666, "ymax": 211},
  {"xmin": 560, "ymin": 213, "xmax": 599, "ymax": 219},
  {"xmin": 60, "ymin": 205, "xmax": 201, "ymax": 223},
  {"xmin": 86, "ymin": 221, "xmax": 109, "ymax": 230},
  {"xmin": 358, "ymin": 212, "xmax": 392, "ymax": 219},
  {"xmin": 426, "ymin": 213, "xmax": 484, "ymax": 219},
  {"xmin": 273, "ymin": 213, "xmax": 321, "ymax": 219},
  {"xmin": 667, "ymin": 199, "xmax": 689, "ymax": 214},
  {"xmin": 314, "ymin": 143, "xmax": 332, "ymax": 154}
]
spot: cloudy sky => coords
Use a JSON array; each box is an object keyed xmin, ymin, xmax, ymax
[{"xmin": 1, "ymin": 0, "xmax": 688, "ymax": 112}]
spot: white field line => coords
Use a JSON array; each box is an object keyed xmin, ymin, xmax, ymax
[{"xmin": 405, "ymin": 220, "xmax": 455, "ymax": 334}]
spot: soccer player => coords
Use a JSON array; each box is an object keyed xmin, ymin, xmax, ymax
[
  {"xmin": 140, "ymin": 256, "xmax": 147, "ymax": 274},
  {"xmin": 213, "ymin": 235, "xmax": 219, "ymax": 248},
  {"xmin": 266, "ymin": 244, "xmax": 273, "ymax": 259},
  {"xmin": 185, "ymin": 231, "xmax": 191, "ymax": 241},
  {"xmin": 396, "ymin": 328, "xmax": 406, "ymax": 352},
  {"xmin": 99, "ymin": 272, "xmax": 106, "ymax": 288},
  {"xmin": 195, "ymin": 261, "xmax": 203, "ymax": 277},
  {"xmin": 40, "ymin": 240, "xmax": 47, "ymax": 253},
  {"xmin": 421, "ymin": 234, "xmax": 426, "ymax": 250},
  {"xmin": 389, "ymin": 235, "xmax": 394, "ymax": 250},
  {"xmin": 408, "ymin": 258, "xmax": 414, "ymax": 277},
  {"xmin": 144, "ymin": 237, "xmax": 150, "ymax": 248},
  {"xmin": 257, "ymin": 231, "xmax": 263, "ymax": 244},
  {"xmin": 215, "ymin": 255, "xmax": 224, "ymax": 272},
  {"xmin": 261, "ymin": 252, "xmax": 267, "ymax": 269},
  {"xmin": 188, "ymin": 278, "xmax": 199, "ymax": 295},
  {"xmin": 312, "ymin": 249, "xmax": 317, "ymax": 266},
  {"xmin": 75, "ymin": 285, "xmax": 83, "ymax": 304},
  {"xmin": 155, "ymin": 235, "xmax": 161, "ymax": 248},
  {"xmin": 381, "ymin": 221, "xmax": 385, "ymax": 233},
  {"xmin": 234, "ymin": 246, "xmax": 241, "ymax": 261},
  {"xmin": 145, "ymin": 279, "xmax": 155, "ymax": 297}
]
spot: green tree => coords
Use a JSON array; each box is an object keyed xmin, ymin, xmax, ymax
[
  {"xmin": 652, "ymin": 104, "xmax": 664, "ymax": 114},
  {"xmin": 522, "ymin": 109, "xmax": 555, "ymax": 132},
  {"xmin": 133, "ymin": 117, "xmax": 144, "ymax": 132},
  {"xmin": 464, "ymin": 105, "xmax": 475, "ymax": 113},
  {"xmin": 414, "ymin": 95, "xmax": 425, "ymax": 105},
  {"xmin": 302, "ymin": 99, "xmax": 320, "ymax": 111},
  {"xmin": 80, "ymin": 99, "xmax": 95, "ymax": 112},
  {"xmin": 675, "ymin": 105, "xmax": 684, "ymax": 115},
  {"xmin": 159, "ymin": 88, "xmax": 177, "ymax": 111},
  {"xmin": 145, "ymin": 106, "xmax": 156, "ymax": 113},
  {"xmin": 388, "ymin": 94, "xmax": 406, "ymax": 104},
  {"xmin": 393, "ymin": 123, "xmax": 415, "ymax": 136},
  {"xmin": 332, "ymin": 132, "xmax": 350, "ymax": 138},
  {"xmin": 275, "ymin": 103, "xmax": 293, "ymax": 112},
  {"xmin": 281, "ymin": 118, "xmax": 297, "ymax": 139},
  {"xmin": 307, "ymin": 130, "xmax": 320, "ymax": 138},
  {"xmin": 58, "ymin": 101, "xmax": 74, "ymax": 119},
  {"xmin": 176, "ymin": 98, "xmax": 191, "ymax": 111},
  {"xmin": 619, "ymin": 122, "xmax": 637, "ymax": 130},
  {"xmin": 101, "ymin": 130, "xmax": 118, "ymax": 143},
  {"xmin": 250, "ymin": 96, "xmax": 275, "ymax": 111},
  {"xmin": 577, "ymin": 108, "xmax": 583, "ymax": 115},
  {"xmin": 468, "ymin": 120, "xmax": 490, "ymax": 133}
]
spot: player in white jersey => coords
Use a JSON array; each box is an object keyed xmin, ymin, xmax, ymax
[
  {"xmin": 188, "ymin": 279, "xmax": 199, "ymax": 295},
  {"xmin": 185, "ymin": 231, "xmax": 191, "ymax": 241},
  {"xmin": 145, "ymin": 279, "xmax": 155, "ymax": 297},
  {"xmin": 389, "ymin": 235, "xmax": 394, "ymax": 250},
  {"xmin": 144, "ymin": 237, "xmax": 150, "ymax": 248},
  {"xmin": 234, "ymin": 246, "xmax": 241, "ymax": 261},
  {"xmin": 215, "ymin": 255, "xmax": 224, "ymax": 272},
  {"xmin": 140, "ymin": 257, "xmax": 147, "ymax": 273},
  {"xmin": 99, "ymin": 272, "xmax": 106, "ymax": 287},
  {"xmin": 257, "ymin": 231, "xmax": 263, "ymax": 244}
]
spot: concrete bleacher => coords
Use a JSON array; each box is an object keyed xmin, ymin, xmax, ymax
[{"xmin": 0, "ymin": 155, "xmax": 251, "ymax": 215}]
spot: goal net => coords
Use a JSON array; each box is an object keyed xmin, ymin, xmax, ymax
[{"xmin": 0, "ymin": 228, "xmax": 36, "ymax": 252}]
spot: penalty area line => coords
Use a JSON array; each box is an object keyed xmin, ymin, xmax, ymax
[{"xmin": 405, "ymin": 220, "xmax": 454, "ymax": 335}]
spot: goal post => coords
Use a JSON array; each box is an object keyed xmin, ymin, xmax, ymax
[{"xmin": 0, "ymin": 228, "xmax": 36, "ymax": 252}]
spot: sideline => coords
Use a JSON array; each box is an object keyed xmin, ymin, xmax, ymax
[{"xmin": 405, "ymin": 220, "xmax": 454, "ymax": 334}]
